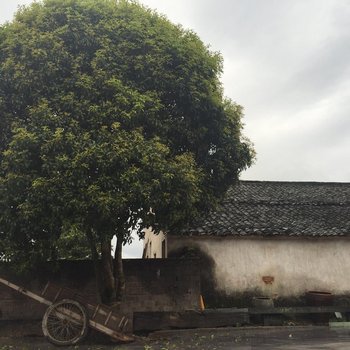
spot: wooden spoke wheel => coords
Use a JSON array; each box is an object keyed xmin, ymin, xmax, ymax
[{"xmin": 42, "ymin": 299, "xmax": 89, "ymax": 346}]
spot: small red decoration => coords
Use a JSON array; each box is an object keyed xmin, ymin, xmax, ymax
[{"xmin": 262, "ymin": 276, "xmax": 274, "ymax": 284}]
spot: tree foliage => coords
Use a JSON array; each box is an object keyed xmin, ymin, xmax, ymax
[{"xmin": 0, "ymin": 0, "xmax": 254, "ymax": 302}]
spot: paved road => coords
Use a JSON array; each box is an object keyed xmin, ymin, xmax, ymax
[{"xmin": 1, "ymin": 326, "xmax": 350, "ymax": 349}]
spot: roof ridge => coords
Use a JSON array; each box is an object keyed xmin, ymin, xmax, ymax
[
  {"xmin": 229, "ymin": 200, "xmax": 350, "ymax": 206},
  {"xmin": 239, "ymin": 180, "xmax": 350, "ymax": 185}
]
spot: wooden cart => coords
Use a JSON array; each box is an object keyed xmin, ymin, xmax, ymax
[{"xmin": 0, "ymin": 277, "xmax": 133, "ymax": 346}]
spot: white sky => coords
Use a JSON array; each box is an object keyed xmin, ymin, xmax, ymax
[{"xmin": 1, "ymin": 0, "xmax": 350, "ymax": 257}]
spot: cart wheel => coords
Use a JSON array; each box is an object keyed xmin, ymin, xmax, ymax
[{"xmin": 42, "ymin": 299, "xmax": 88, "ymax": 346}]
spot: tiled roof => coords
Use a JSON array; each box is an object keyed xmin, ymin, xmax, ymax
[{"xmin": 182, "ymin": 181, "xmax": 350, "ymax": 237}]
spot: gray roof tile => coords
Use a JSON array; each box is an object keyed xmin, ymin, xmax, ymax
[{"xmin": 179, "ymin": 181, "xmax": 350, "ymax": 237}]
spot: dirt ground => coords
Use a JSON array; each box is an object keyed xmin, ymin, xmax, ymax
[{"xmin": 1, "ymin": 325, "xmax": 350, "ymax": 349}]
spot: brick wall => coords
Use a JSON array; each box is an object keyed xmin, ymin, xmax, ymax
[
  {"xmin": 121, "ymin": 258, "xmax": 200, "ymax": 314},
  {"xmin": 0, "ymin": 258, "xmax": 200, "ymax": 321}
]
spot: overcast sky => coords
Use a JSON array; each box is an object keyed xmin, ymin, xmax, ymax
[{"xmin": 1, "ymin": 0, "xmax": 350, "ymax": 257}]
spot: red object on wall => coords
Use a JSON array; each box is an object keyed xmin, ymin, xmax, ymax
[{"xmin": 262, "ymin": 276, "xmax": 274, "ymax": 284}]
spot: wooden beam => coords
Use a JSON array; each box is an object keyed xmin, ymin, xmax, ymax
[
  {"xmin": 0, "ymin": 277, "xmax": 51, "ymax": 306},
  {"xmin": 134, "ymin": 309, "xmax": 249, "ymax": 332},
  {"xmin": 249, "ymin": 306, "xmax": 350, "ymax": 315}
]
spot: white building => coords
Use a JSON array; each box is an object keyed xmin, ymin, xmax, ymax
[{"xmin": 143, "ymin": 181, "xmax": 350, "ymax": 305}]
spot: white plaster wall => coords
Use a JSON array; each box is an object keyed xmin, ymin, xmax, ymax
[
  {"xmin": 168, "ymin": 236, "xmax": 350, "ymax": 297},
  {"xmin": 143, "ymin": 228, "xmax": 167, "ymax": 258}
]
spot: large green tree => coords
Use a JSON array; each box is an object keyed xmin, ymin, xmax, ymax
[{"xmin": 0, "ymin": 0, "xmax": 254, "ymax": 303}]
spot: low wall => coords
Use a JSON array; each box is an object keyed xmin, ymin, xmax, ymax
[
  {"xmin": 121, "ymin": 258, "xmax": 200, "ymax": 314},
  {"xmin": 0, "ymin": 258, "xmax": 200, "ymax": 322}
]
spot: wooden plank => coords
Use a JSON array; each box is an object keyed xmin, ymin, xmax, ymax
[
  {"xmin": 0, "ymin": 277, "xmax": 51, "ymax": 306},
  {"xmin": 92, "ymin": 304, "xmax": 100, "ymax": 319},
  {"xmin": 204, "ymin": 308, "xmax": 249, "ymax": 313},
  {"xmin": 53, "ymin": 287, "xmax": 63, "ymax": 302},
  {"xmin": 88, "ymin": 319, "xmax": 134, "ymax": 342},
  {"xmin": 41, "ymin": 282, "xmax": 49, "ymax": 296},
  {"xmin": 133, "ymin": 310, "xmax": 249, "ymax": 332},
  {"xmin": 249, "ymin": 306, "xmax": 350, "ymax": 315},
  {"xmin": 329, "ymin": 322, "xmax": 350, "ymax": 328},
  {"xmin": 105, "ymin": 311, "xmax": 112, "ymax": 325}
]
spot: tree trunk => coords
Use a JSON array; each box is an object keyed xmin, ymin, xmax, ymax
[
  {"xmin": 86, "ymin": 229, "xmax": 102, "ymax": 304},
  {"xmin": 114, "ymin": 232, "xmax": 125, "ymax": 302},
  {"xmin": 101, "ymin": 239, "xmax": 116, "ymax": 304}
]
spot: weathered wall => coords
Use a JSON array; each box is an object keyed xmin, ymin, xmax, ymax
[
  {"xmin": 168, "ymin": 236, "xmax": 350, "ymax": 302},
  {"xmin": 143, "ymin": 228, "xmax": 167, "ymax": 258},
  {"xmin": 0, "ymin": 258, "xmax": 200, "ymax": 322},
  {"xmin": 120, "ymin": 258, "xmax": 200, "ymax": 314}
]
